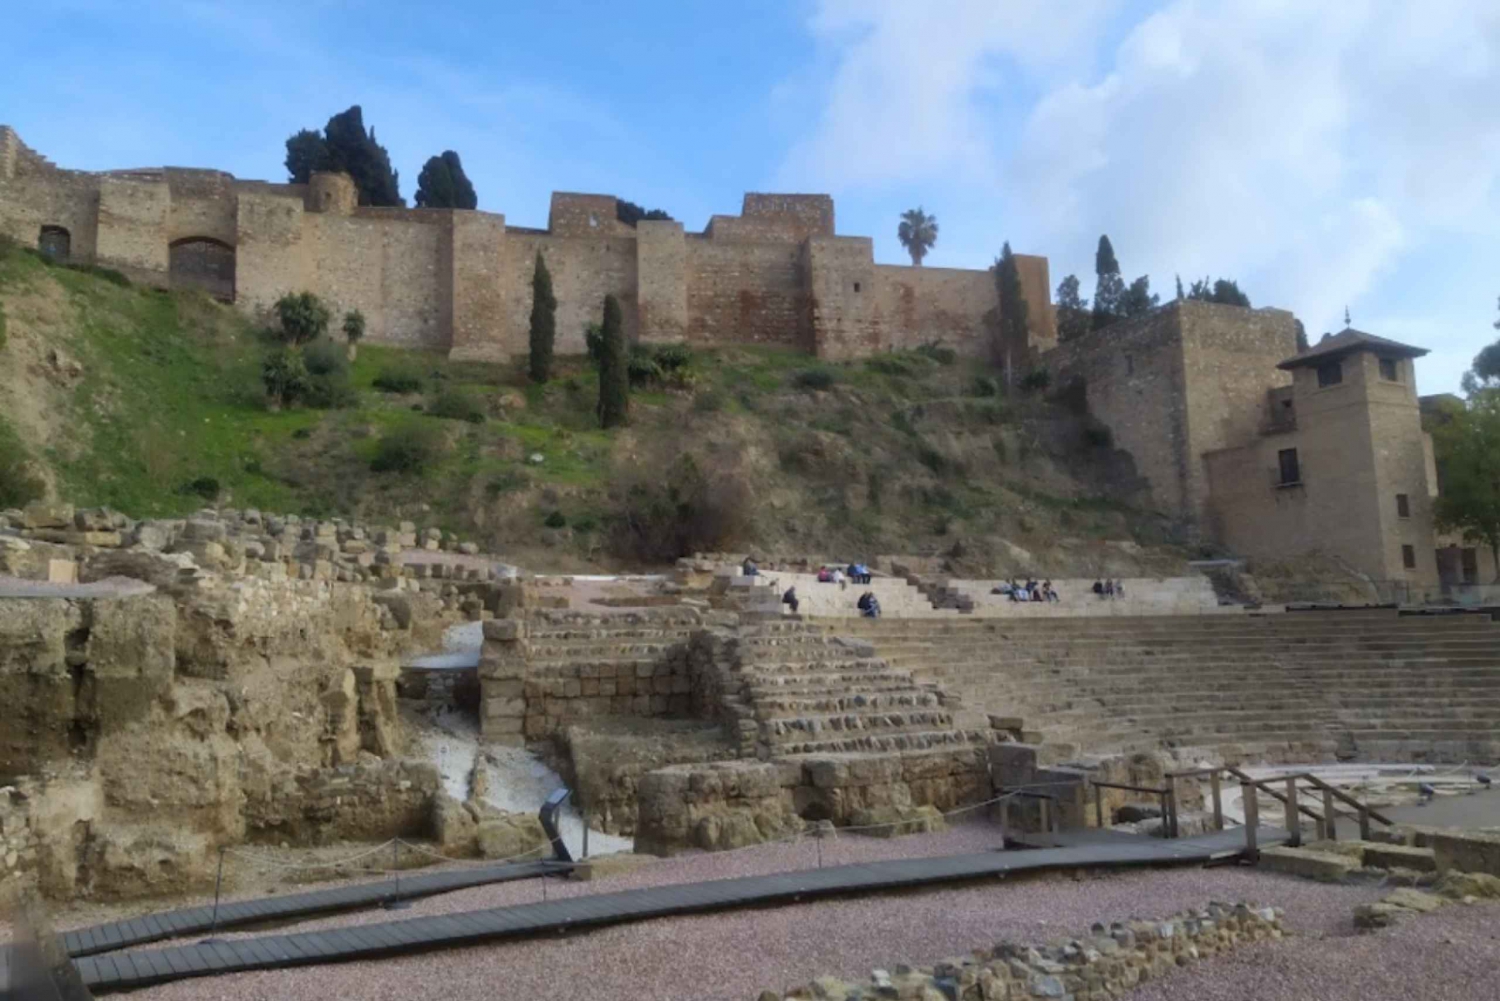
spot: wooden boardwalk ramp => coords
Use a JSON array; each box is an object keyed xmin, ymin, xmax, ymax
[{"xmin": 66, "ymin": 826, "xmax": 1287, "ymax": 994}]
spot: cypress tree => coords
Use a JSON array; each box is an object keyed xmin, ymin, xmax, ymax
[
  {"xmin": 995, "ymin": 242, "xmax": 1030, "ymax": 351},
  {"xmin": 1092, "ymin": 235, "xmax": 1125, "ymax": 330},
  {"xmin": 415, "ymin": 150, "xmax": 478, "ymax": 209},
  {"xmin": 597, "ymin": 295, "xmax": 629, "ymax": 428},
  {"xmin": 528, "ymin": 253, "xmax": 557, "ymax": 383}
]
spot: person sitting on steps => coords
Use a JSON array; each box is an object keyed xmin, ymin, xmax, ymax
[
  {"xmin": 1042, "ymin": 580, "xmax": 1059, "ymax": 602},
  {"xmin": 1092, "ymin": 579, "xmax": 1105, "ymax": 598},
  {"xmin": 1114, "ymin": 579, "xmax": 1125, "ymax": 600},
  {"xmin": 817, "ymin": 567, "xmax": 832, "ymax": 583},
  {"xmin": 857, "ymin": 591, "xmax": 881, "ymax": 617},
  {"xmin": 782, "ymin": 586, "xmax": 799, "ymax": 614},
  {"xmin": 741, "ymin": 556, "xmax": 759, "ymax": 577}
]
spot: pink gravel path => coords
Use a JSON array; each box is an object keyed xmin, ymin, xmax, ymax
[{"xmin": 113, "ymin": 821, "xmax": 1477, "ymax": 1001}]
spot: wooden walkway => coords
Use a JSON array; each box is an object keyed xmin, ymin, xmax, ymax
[
  {"xmin": 67, "ymin": 827, "xmax": 1287, "ymax": 994},
  {"xmin": 58, "ymin": 859, "xmax": 569, "ymax": 959}
]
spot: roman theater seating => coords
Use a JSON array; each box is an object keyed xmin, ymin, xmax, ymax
[{"xmin": 811, "ymin": 610, "xmax": 1500, "ymax": 765}]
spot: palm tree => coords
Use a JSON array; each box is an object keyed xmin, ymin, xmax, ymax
[{"xmin": 897, "ymin": 208, "xmax": 938, "ymax": 266}]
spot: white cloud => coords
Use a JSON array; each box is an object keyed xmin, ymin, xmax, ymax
[
  {"xmin": 779, "ymin": 0, "xmax": 1117, "ymax": 188},
  {"xmin": 782, "ymin": 0, "xmax": 1500, "ymax": 391}
]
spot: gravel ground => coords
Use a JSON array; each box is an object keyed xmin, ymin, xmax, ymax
[{"xmin": 101, "ymin": 821, "xmax": 1490, "ymax": 1001}]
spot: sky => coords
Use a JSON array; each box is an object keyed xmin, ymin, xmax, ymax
[{"xmin": 5, "ymin": 0, "xmax": 1499, "ymax": 393}]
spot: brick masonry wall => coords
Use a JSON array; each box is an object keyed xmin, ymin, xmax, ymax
[
  {"xmin": 445, "ymin": 210, "xmax": 509, "ymax": 361},
  {"xmin": 741, "ymin": 193, "xmax": 834, "ymax": 240},
  {"xmin": 0, "ymin": 171, "xmax": 101, "ymax": 261},
  {"xmin": 163, "ymin": 170, "xmax": 238, "ymax": 246},
  {"xmin": 505, "ymin": 232, "xmax": 639, "ymax": 355},
  {"xmin": 301, "ymin": 212, "xmax": 447, "ymax": 349},
  {"xmin": 636, "ymin": 219, "xmax": 688, "ymax": 343},
  {"xmin": 96, "ymin": 178, "xmax": 170, "ymax": 275},
  {"xmin": 234, "ymin": 186, "xmax": 310, "ymax": 321},
  {"xmin": 686, "ymin": 236, "xmax": 809, "ymax": 348}
]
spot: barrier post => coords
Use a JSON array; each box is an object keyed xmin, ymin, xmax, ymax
[
  {"xmin": 202, "ymin": 847, "xmax": 227, "ymax": 943},
  {"xmin": 1094, "ymin": 784, "xmax": 1104, "ymax": 829},
  {"xmin": 1322, "ymin": 787, "xmax": 1337, "ymax": 841},
  {"xmin": 1210, "ymin": 771, "xmax": 1224, "ymax": 831},
  {"xmin": 383, "ymin": 840, "xmax": 410, "ymax": 911},
  {"xmin": 1284, "ymin": 778, "xmax": 1301, "ymax": 848},
  {"xmin": 1242, "ymin": 781, "xmax": 1260, "ymax": 860}
]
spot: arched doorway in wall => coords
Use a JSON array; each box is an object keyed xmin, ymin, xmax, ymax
[
  {"xmin": 168, "ymin": 237, "xmax": 236, "ymax": 301},
  {"xmin": 38, "ymin": 225, "xmax": 70, "ymax": 261}
]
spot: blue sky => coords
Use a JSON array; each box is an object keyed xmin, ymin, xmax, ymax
[{"xmin": 6, "ymin": 0, "xmax": 1499, "ymax": 393}]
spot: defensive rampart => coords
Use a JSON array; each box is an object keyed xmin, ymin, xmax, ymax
[{"xmin": 0, "ymin": 125, "xmax": 1056, "ymax": 363}]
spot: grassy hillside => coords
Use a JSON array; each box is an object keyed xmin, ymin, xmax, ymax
[{"xmin": 0, "ymin": 238, "xmax": 1186, "ymax": 573}]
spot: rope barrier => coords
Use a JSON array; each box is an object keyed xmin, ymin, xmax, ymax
[
  {"xmin": 221, "ymin": 839, "xmax": 399, "ymax": 872},
  {"xmin": 395, "ymin": 839, "xmax": 553, "ymax": 868}
]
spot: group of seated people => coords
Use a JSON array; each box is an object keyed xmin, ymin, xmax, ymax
[
  {"xmin": 778, "ymin": 585, "xmax": 881, "ymax": 617},
  {"xmin": 1092, "ymin": 579, "xmax": 1126, "ymax": 599},
  {"xmin": 815, "ymin": 562, "xmax": 872, "ymax": 585},
  {"xmin": 991, "ymin": 579, "xmax": 1059, "ymax": 603}
]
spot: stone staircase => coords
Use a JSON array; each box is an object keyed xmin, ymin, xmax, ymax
[
  {"xmin": 810, "ymin": 610, "xmax": 1500, "ymax": 764},
  {"xmin": 729, "ymin": 621, "xmax": 986, "ymax": 758}
]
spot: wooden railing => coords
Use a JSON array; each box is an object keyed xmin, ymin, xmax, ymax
[{"xmin": 1090, "ymin": 766, "xmax": 1395, "ymax": 858}]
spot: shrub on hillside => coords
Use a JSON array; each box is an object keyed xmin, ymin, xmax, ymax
[
  {"xmin": 297, "ymin": 338, "xmax": 357, "ymax": 408},
  {"xmin": 273, "ymin": 292, "xmax": 331, "ymax": 345},
  {"xmin": 916, "ymin": 341, "xmax": 957, "ymax": 365},
  {"xmin": 262, "ymin": 347, "xmax": 310, "ymax": 410},
  {"xmin": 610, "ymin": 452, "xmax": 752, "ymax": 562},
  {"xmin": 428, "ymin": 387, "xmax": 487, "ymax": 423},
  {"xmin": 791, "ymin": 367, "xmax": 837, "ymax": 391},
  {"xmin": 373, "ymin": 366, "xmax": 424, "ymax": 394},
  {"xmin": 1020, "ymin": 367, "xmax": 1051, "ymax": 392},
  {"xmin": 865, "ymin": 353, "xmax": 924, "ymax": 378},
  {"xmin": 543, "ymin": 510, "xmax": 567, "ymax": 529},
  {"xmin": 0, "ymin": 425, "xmax": 45, "ymax": 509},
  {"xmin": 627, "ymin": 344, "xmax": 661, "ymax": 388},
  {"xmin": 370, "ymin": 424, "xmax": 444, "ymax": 473},
  {"xmin": 972, "ymin": 375, "xmax": 999, "ymax": 397},
  {"xmin": 179, "ymin": 476, "xmax": 221, "ymax": 501}
]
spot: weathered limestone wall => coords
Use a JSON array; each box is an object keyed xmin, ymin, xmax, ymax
[
  {"xmin": 0, "ymin": 594, "xmax": 176, "ymax": 778},
  {"xmin": 478, "ymin": 608, "xmax": 705, "ymax": 743},
  {"xmin": 634, "ymin": 748, "xmax": 990, "ymax": 854}
]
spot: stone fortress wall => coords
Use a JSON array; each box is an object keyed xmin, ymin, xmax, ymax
[{"xmin": 0, "ymin": 125, "xmax": 1056, "ymax": 364}]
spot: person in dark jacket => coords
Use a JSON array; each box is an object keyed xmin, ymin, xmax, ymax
[{"xmin": 782, "ymin": 586, "xmax": 799, "ymax": 614}]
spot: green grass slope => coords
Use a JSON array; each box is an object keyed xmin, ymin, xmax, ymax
[{"xmin": 0, "ymin": 239, "xmax": 1184, "ymax": 573}]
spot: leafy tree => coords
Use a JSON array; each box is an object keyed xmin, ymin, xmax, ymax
[
  {"xmin": 1055, "ymin": 274, "xmax": 1091, "ymax": 343},
  {"xmin": 1092, "ymin": 235, "xmax": 1124, "ymax": 330},
  {"xmin": 284, "ymin": 129, "xmax": 328, "ymax": 184},
  {"xmin": 528, "ymin": 252, "xmax": 557, "ymax": 384},
  {"xmin": 1294, "ymin": 319, "xmax": 1309, "ymax": 354},
  {"xmin": 616, "ymin": 200, "xmax": 673, "ymax": 226},
  {"xmin": 994, "ymin": 242, "xmax": 1030, "ymax": 352},
  {"xmin": 273, "ymin": 292, "xmax": 331, "ymax": 345},
  {"xmin": 1460, "ymin": 300, "xmax": 1500, "ymax": 396},
  {"xmin": 1120, "ymin": 275, "xmax": 1159, "ymax": 318},
  {"xmin": 596, "ymin": 295, "xmax": 629, "ymax": 428},
  {"xmin": 897, "ymin": 208, "xmax": 939, "ymax": 266},
  {"xmin": 284, "ymin": 106, "xmax": 403, "ymax": 206},
  {"xmin": 1185, "ymin": 276, "xmax": 1251, "ymax": 307},
  {"xmin": 414, "ymin": 150, "xmax": 478, "ymax": 209},
  {"xmin": 1433, "ymin": 390, "xmax": 1500, "ymax": 578}
]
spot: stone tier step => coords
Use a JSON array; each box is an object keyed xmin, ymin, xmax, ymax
[
  {"xmin": 769, "ymin": 728, "xmax": 986, "ymax": 757},
  {"xmin": 753, "ymin": 690, "xmax": 942, "ymax": 718}
]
